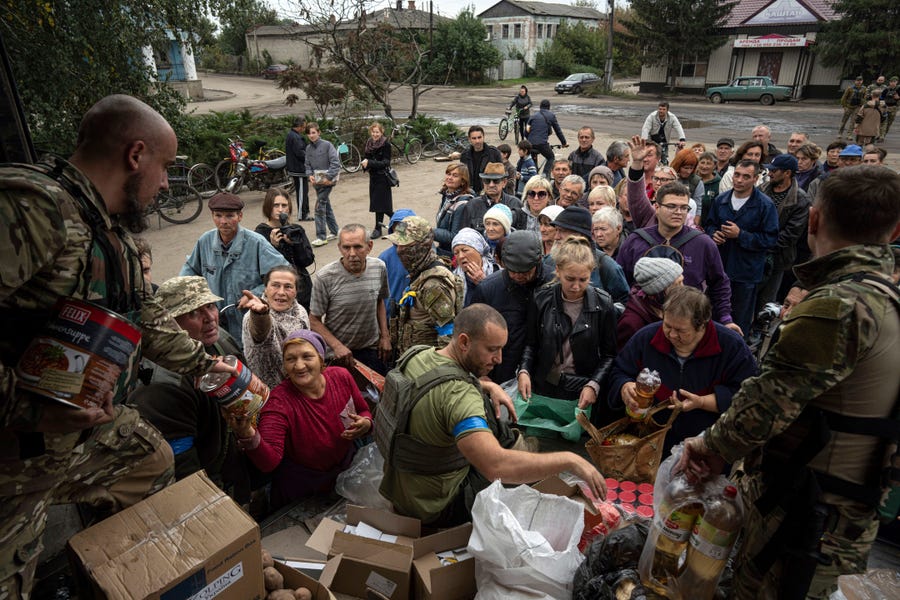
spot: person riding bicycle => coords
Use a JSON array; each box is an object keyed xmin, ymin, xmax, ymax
[
  {"xmin": 508, "ymin": 85, "xmax": 532, "ymax": 141},
  {"xmin": 640, "ymin": 101, "xmax": 685, "ymax": 164},
  {"xmin": 526, "ymin": 99, "xmax": 567, "ymax": 178}
]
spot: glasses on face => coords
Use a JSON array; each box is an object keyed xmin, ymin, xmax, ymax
[
  {"xmin": 652, "ymin": 176, "xmax": 676, "ymax": 183},
  {"xmin": 659, "ymin": 204, "xmax": 690, "ymax": 213},
  {"xmin": 526, "ymin": 190, "xmax": 548, "ymax": 198},
  {"xmin": 481, "ymin": 179, "xmax": 502, "ymax": 186}
]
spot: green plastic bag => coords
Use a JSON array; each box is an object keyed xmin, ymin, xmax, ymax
[{"xmin": 513, "ymin": 392, "xmax": 588, "ymax": 442}]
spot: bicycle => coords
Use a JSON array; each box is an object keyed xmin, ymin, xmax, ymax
[
  {"xmin": 498, "ymin": 109, "xmax": 522, "ymax": 144},
  {"xmin": 323, "ymin": 126, "xmax": 363, "ymax": 173},
  {"xmin": 656, "ymin": 142, "xmax": 682, "ymax": 166},
  {"xmin": 421, "ymin": 127, "xmax": 444, "ymax": 158},
  {"xmin": 187, "ymin": 162, "xmax": 217, "ymax": 198},
  {"xmin": 437, "ymin": 131, "xmax": 470, "ymax": 156},
  {"xmin": 147, "ymin": 156, "xmax": 203, "ymax": 225},
  {"xmin": 388, "ymin": 121, "xmax": 424, "ymax": 165},
  {"xmin": 534, "ymin": 144, "xmax": 564, "ymax": 178}
]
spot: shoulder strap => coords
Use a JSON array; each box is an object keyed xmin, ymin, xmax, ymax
[
  {"xmin": 634, "ymin": 228, "xmax": 656, "ymax": 246},
  {"xmin": 671, "ymin": 228, "xmax": 702, "ymax": 250}
]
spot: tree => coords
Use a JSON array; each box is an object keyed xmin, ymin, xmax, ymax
[
  {"xmin": 816, "ymin": 0, "xmax": 900, "ymax": 79},
  {"xmin": 283, "ymin": 0, "xmax": 435, "ymax": 118},
  {"xmin": 215, "ymin": 0, "xmax": 280, "ymax": 56},
  {"xmin": 0, "ymin": 0, "xmax": 212, "ymax": 153},
  {"xmin": 535, "ymin": 22, "xmax": 605, "ymax": 78},
  {"xmin": 623, "ymin": 0, "xmax": 736, "ymax": 90},
  {"xmin": 427, "ymin": 10, "xmax": 502, "ymax": 85}
]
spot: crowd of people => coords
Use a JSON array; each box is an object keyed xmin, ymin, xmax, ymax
[{"xmin": 1, "ymin": 91, "xmax": 898, "ymax": 600}]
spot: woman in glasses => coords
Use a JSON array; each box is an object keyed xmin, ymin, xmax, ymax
[
  {"xmin": 434, "ymin": 162, "xmax": 474, "ymax": 257},
  {"xmin": 521, "ymin": 176, "xmax": 554, "ymax": 233}
]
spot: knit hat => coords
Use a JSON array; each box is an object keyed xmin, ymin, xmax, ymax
[
  {"xmin": 502, "ymin": 231, "xmax": 543, "ymax": 273},
  {"xmin": 539, "ymin": 205, "xmax": 564, "ymax": 222},
  {"xmin": 634, "ymin": 257, "xmax": 684, "ymax": 296},
  {"xmin": 588, "ymin": 165, "xmax": 615, "ymax": 186},
  {"xmin": 483, "ymin": 204, "xmax": 513, "ymax": 235},
  {"xmin": 550, "ymin": 206, "xmax": 593, "ymax": 239},
  {"xmin": 282, "ymin": 329, "xmax": 327, "ymax": 357},
  {"xmin": 156, "ymin": 276, "xmax": 223, "ymax": 318}
]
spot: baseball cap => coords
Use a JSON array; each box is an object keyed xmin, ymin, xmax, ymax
[
  {"xmin": 839, "ymin": 144, "xmax": 864, "ymax": 157},
  {"xmin": 501, "ymin": 231, "xmax": 543, "ymax": 273},
  {"xmin": 716, "ymin": 138, "xmax": 735, "ymax": 148},
  {"xmin": 387, "ymin": 216, "xmax": 432, "ymax": 245},
  {"xmin": 156, "ymin": 276, "xmax": 223, "ymax": 318},
  {"xmin": 764, "ymin": 154, "xmax": 799, "ymax": 173}
]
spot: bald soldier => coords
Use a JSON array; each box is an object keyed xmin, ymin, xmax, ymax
[{"xmin": 0, "ymin": 95, "xmax": 233, "ymax": 596}]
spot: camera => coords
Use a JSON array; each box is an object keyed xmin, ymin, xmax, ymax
[{"xmin": 755, "ymin": 302, "xmax": 783, "ymax": 327}]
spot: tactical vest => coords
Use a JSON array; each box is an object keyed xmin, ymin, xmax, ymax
[
  {"xmin": 395, "ymin": 263, "xmax": 464, "ymax": 351},
  {"xmin": 374, "ymin": 345, "xmax": 476, "ymax": 475}
]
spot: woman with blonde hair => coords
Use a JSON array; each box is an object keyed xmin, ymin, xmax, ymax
[
  {"xmin": 434, "ymin": 162, "xmax": 474, "ymax": 256},
  {"xmin": 360, "ymin": 122, "xmax": 393, "ymax": 238},
  {"xmin": 517, "ymin": 236, "xmax": 618, "ymax": 426},
  {"xmin": 521, "ymin": 176, "xmax": 554, "ymax": 232},
  {"xmin": 587, "ymin": 184, "xmax": 616, "ymax": 214}
]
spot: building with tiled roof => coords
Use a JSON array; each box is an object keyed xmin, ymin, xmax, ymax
[{"xmin": 640, "ymin": 0, "xmax": 846, "ymax": 100}]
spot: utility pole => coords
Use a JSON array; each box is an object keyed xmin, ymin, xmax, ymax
[{"xmin": 604, "ymin": 0, "xmax": 614, "ymax": 90}]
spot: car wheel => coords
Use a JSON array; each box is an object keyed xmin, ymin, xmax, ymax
[
  {"xmin": 556, "ymin": 90, "xmax": 563, "ymax": 94},
  {"xmin": 573, "ymin": 85, "xmax": 582, "ymax": 94},
  {"xmin": 760, "ymin": 94, "xmax": 775, "ymax": 106},
  {"xmin": 710, "ymin": 93, "xmax": 723, "ymax": 104}
]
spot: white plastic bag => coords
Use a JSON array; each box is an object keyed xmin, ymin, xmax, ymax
[
  {"xmin": 468, "ymin": 480, "xmax": 585, "ymax": 599},
  {"xmin": 334, "ymin": 442, "xmax": 393, "ymax": 510}
]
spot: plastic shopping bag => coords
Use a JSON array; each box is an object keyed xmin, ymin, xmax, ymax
[
  {"xmin": 334, "ymin": 442, "xmax": 393, "ymax": 511},
  {"xmin": 468, "ymin": 480, "xmax": 586, "ymax": 599},
  {"xmin": 513, "ymin": 392, "xmax": 587, "ymax": 442}
]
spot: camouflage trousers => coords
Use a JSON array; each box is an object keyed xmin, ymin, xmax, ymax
[
  {"xmin": 881, "ymin": 106, "xmax": 897, "ymax": 138},
  {"xmin": 730, "ymin": 468, "xmax": 879, "ymax": 600},
  {"xmin": 0, "ymin": 405, "xmax": 174, "ymax": 599},
  {"xmin": 839, "ymin": 107, "xmax": 859, "ymax": 135}
]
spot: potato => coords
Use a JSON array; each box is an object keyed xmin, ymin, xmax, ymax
[
  {"xmin": 267, "ymin": 590, "xmax": 295, "ymax": 600},
  {"xmin": 263, "ymin": 566, "xmax": 284, "ymax": 592},
  {"xmin": 294, "ymin": 587, "xmax": 313, "ymax": 600},
  {"xmin": 261, "ymin": 549, "xmax": 275, "ymax": 569}
]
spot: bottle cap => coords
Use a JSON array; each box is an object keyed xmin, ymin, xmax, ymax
[{"xmin": 724, "ymin": 485, "xmax": 737, "ymax": 498}]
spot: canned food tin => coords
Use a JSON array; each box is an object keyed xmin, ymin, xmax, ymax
[
  {"xmin": 16, "ymin": 297, "xmax": 141, "ymax": 409},
  {"xmin": 198, "ymin": 355, "xmax": 269, "ymax": 419}
]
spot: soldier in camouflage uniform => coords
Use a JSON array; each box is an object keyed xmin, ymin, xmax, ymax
[
  {"xmin": 680, "ymin": 165, "xmax": 900, "ymax": 600},
  {"xmin": 0, "ymin": 95, "xmax": 232, "ymax": 598},
  {"xmin": 387, "ymin": 216, "xmax": 463, "ymax": 354}
]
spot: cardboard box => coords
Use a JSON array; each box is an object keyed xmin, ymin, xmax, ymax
[
  {"xmin": 274, "ymin": 560, "xmax": 338, "ymax": 600},
  {"xmin": 306, "ymin": 505, "xmax": 421, "ymax": 599},
  {"xmin": 412, "ymin": 524, "xmax": 475, "ymax": 600},
  {"xmin": 68, "ymin": 471, "xmax": 264, "ymax": 600}
]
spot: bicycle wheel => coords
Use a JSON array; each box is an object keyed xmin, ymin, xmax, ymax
[
  {"xmin": 188, "ymin": 163, "xmax": 217, "ymax": 198},
  {"xmin": 339, "ymin": 142, "xmax": 362, "ymax": 173},
  {"xmin": 513, "ymin": 120, "xmax": 521, "ymax": 144},
  {"xmin": 214, "ymin": 159, "xmax": 237, "ymax": 192},
  {"xmin": 404, "ymin": 138, "xmax": 423, "ymax": 164},
  {"xmin": 422, "ymin": 140, "xmax": 440, "ymax": 158},
  {"xmin": 498, "ymin": 118, "xmax": 509, "ymax": 141},
  {"xmin": 156, "ymin": 183, "xmax": 203, "ymax": 224}
]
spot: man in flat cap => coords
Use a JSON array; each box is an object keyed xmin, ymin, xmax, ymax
[
  {"xmin": 388, "ymin": 216, "xmax": 463, "ymax": 353},
  {"xmin": 132, "ymin": 276, "xmax": 259, "ymax": 505},
  {"xmin": 181, "ymin": 192, "xmax": 288, "ymax": 348}
]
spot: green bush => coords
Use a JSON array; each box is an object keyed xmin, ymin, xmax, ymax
[{"xmin": 535, "ymin": 44, "xmax": 574, "ymax": 78}]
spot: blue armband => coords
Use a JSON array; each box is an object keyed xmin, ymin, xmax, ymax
[
  {"xmin": 435, "ymin": 322, "xmax": 454, "ymax": 336},
  {"xmin": 168, "ymin": 436, "xmax": 195, "ymax": 456},
  {"xmin": 453, "ymin": 416, "xmax": 489, "ymax": 437}
]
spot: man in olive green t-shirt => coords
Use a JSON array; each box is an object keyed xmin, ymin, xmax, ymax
[{"xmin": 379, "ymin": 304, "xmax": 606, "ymax": 527}]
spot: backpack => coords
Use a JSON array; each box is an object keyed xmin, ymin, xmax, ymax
[
  {"xmin": 634, "ymin": 227, "xmax": 702, "ymax": 267},
  {"xmin": 374, "ymin": 345, "xmax": 477, "ymax": 475}
]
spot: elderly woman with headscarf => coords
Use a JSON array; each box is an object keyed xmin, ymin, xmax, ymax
[
  {"xmin": 451, "ymin": 228, "xmax": 497, "ymax": 306},
  {"xmin": 228, "ymin": 329, "xmax": 372, "ymax": 507}
]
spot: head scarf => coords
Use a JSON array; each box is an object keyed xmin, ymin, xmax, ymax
[{"xmin": 451, "ymin": 228, "xmax": 495, "ymax": 281}]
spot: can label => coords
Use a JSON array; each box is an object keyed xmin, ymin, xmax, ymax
[
  {"xmin": 16, "ymin": 298, "xmax": 141, "ymax": 409},
  {"xmin": 200, "ymin": 356, "xmax": 269, "ymax": 419}
]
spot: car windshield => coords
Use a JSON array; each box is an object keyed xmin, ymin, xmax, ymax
[{"xmin": 565, "ymin": 75, "xmax": 581, "ymax": 81}]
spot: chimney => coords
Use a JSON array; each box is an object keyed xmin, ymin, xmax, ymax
[
  {"xmin": 408, "ymin": 1, "xmax": 416, "ymax": 9},
  {"xmin": 395, "ymin": 0, "xmax": 402, "ymax": 10}
]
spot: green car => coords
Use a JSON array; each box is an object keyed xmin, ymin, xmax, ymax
[{"xmin": 706, "ymin": 76, "xmax": 792, "ymax": 105}]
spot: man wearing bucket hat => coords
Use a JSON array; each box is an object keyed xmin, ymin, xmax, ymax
[
  {"xmin": 469, "ymin": 231, "xmax": 553, "ymax": 383},
  {"xmin": 0, "ymin": 95, "xmax": 236, "ymax": 596},
  {"xmin": 388, "ymin": 216, "xmax": 463, "ymax": 354},
  {"xmin": 462, "ymin": 162, "xmax": 525, "ymax": 235},
  {"xmin": 132, "ymin": 276, "xmax": 257, "ymax": 504},
  {"xmin": 543, "ymin": 206, "xmax": 629, "ymax": 304},
  {"xmin": 181, "ymin": 191, "xmax": 289, "ymax": 349}
]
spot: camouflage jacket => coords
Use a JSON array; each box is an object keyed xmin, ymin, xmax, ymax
[
  {"xmin": 707, "ymin": 245, "xmax": 900, "ymax": 476},
  {"xmin": 0, "ymin": 157, "xmax": 214, "ymax": 430},
  {"xmin": 393, "ymin": 264, "xmax": 463, "ymax": 354}
]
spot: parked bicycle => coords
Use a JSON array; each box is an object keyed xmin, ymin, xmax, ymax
[
  {"xmin": 498, "ymin": 108, "xmax": 522, "ymax": 144},
  {"xmin": 323, "ymin": 126, "xmax": 363, "ymax": 173},
  {"xmin": 147, "ymin": 156, "xmax": 203, "ymax": 225},
  {"xmin": 387, "ymin": 121, "xmax": 424, "ymax": 165},
  {"xmin": 187, "ymin": 162, "xmax": 218, "ymax": 198}
]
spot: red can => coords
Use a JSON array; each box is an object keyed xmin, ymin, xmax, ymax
[
  {"xmin": 16, "ymin": 298, "xmax": 141, "ymax": 409},
  {"xmin": 619, "ymin": 480, "xmax": 637, "ymax": 493},
  {"xmin": 198, "ymin": 355, "xmax": 269, "ymax": 420}
]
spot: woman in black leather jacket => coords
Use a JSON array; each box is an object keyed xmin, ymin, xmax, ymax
[{"xmin": 517, "ymin": 236, "xmax": 618, "ymax": 426}]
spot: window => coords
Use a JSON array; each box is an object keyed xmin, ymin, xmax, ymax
[
  {"xmin": 502, "ymin": 24, "xmax": 509, "ymax": 39},
  {"xmin": 514, "ymin": 23, "xmax": 521, "ymax": 38},
  {"xmin": 678, "ymin": 58, "xmax": 708, "ymax": 78},
  {"xmin": 486, "ymin": 25, "xmax": 493, "ymax": 39},
  {"xmin": 546, "ymin": 24, "xmax": 553, "ymax": 38},
  {"xmin": 537, "ymin": 23, "xmax": 543, "ymax": 38}
]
